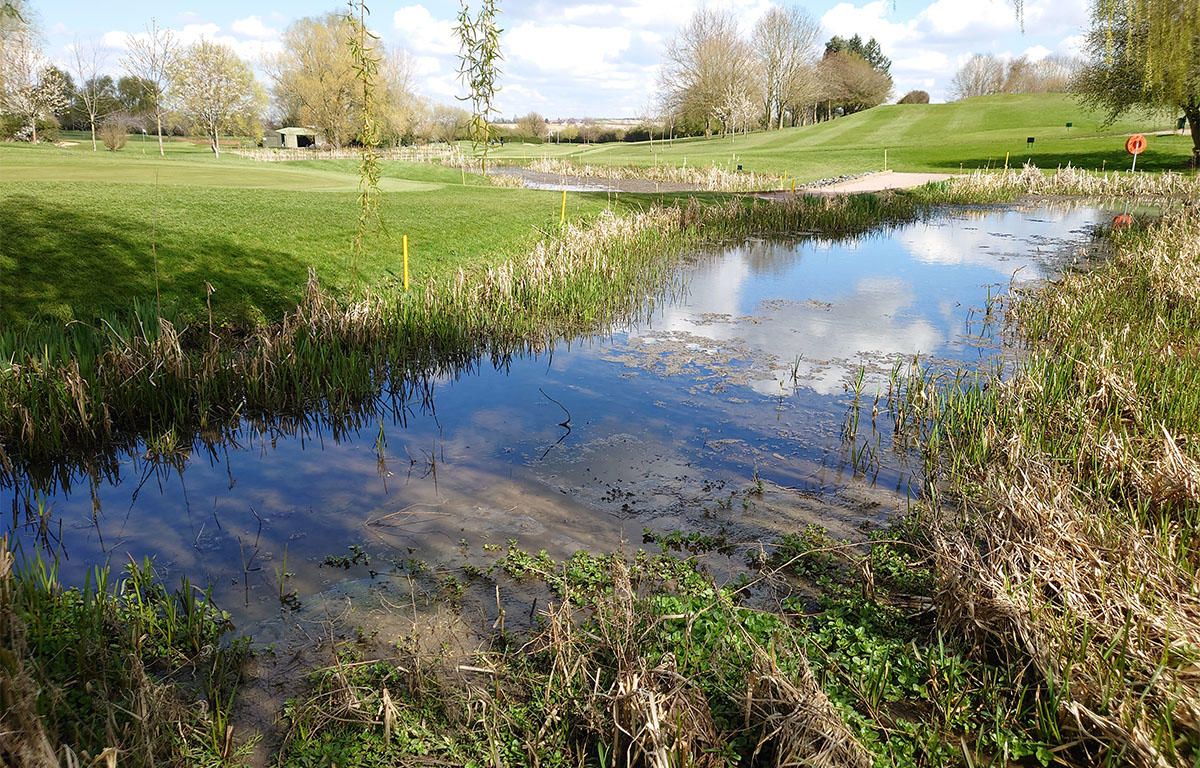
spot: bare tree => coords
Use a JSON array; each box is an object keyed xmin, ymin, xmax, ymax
[
  {"xmin": 99, "ymin": 111, "xmax": 130, "ymax": 150},
  {"xmin": 377, "ymin": 46, "xmax": 419, "ymax": 146},
  {"xmin": 515, "ymin": 111, "xmax": 548, "ymax": 140},
  {"xmin": 752, "ymin": 5, "xmax": 820, "ymax": 130},
  {"xmin": 71, "ymin": 36, "xmax": 108, "ymax": 150},
  {"xmin": 660, "ymin": 8, "xmax": 756, "ymax": 137},
  {"xmin": 820, "ymin": 51, "xmax": 891, "ymax": 115},
  {"xmin": 950, "ymin": 54, "xmax": 1005, "ymax": 100},
  {"xmin": 122, "ymin": 19, "xmax": 176, "ymax": 156},
  {"xmin": 420, "ymin": 101, "xmax": 469, "ymax": 143},
  {"xmin": 169, "ymin": 39, "xmax": 263, "ymax": 157},
  {"xmin": 1, "ymin": 24, "xmax": 67, "ymax": 142}
]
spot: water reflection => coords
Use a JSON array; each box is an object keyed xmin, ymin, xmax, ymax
[{"xmin": 2, "ymin": 204, "xmax": 1106, "ymax": 627}]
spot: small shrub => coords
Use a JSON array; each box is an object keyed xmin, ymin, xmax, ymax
[
  {"xmin": 99, "ymin": 116, "xmax": 128, "ymax": 151},
  {"xmin": 898, "ymin": 90, "xmax": 930, "ymax": 104}
]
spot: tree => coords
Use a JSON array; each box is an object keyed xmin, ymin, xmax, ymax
[
  {"xmin": 71, "ymin": 37, "xmax": 109, "ymax": 150},
  {"xmin": 898, "ymin": 90, "xmax": 930, "ymax": 104},
  {"xmin": 421, "ymin": 101, "xmax": 469, "ymax": 143},
  {"xmin": 116, "ymin": 75, "xmax": 155, "ymax": 116},
  {"xmin": 67, "ymin": 74, "xmax": 116, "ymax": 130},
  {"xmin": 819, "ymin": 50, "xmax": 891, "ymax": 115},
  {"xmin": 99, "ymin": 112, "xmax": 129, "ymax": 150},
  {"xmin": 455, "ymin": 0, "xmax": 503, "ymax": 170},
  {"xmin": 0, "ymin": 23, "xmax": 67, "ymax": 142},
  {"xmin": 122, "ymin": 19, "xmax": 176, "ymax": 156},
  {"xmin": 660, "ymin": 8, "xmax": 756, "ymax": 137},
  {"xmin": 752, "ymin": 5, "xmax": 820, "ymax": 130},
  {"xmin": 269, "ymin": 14, "xmax": 358, "ymax": 147},
  {"xmin": 1075, "ymin": 0, "xmax": 1200, "ymax": 163},
  {"xmin": 825, "ymin": 34, "xmax": 890, "ymax": 75},
  {"xmin": 515, "ymin": 110, "xmax": 547, "ymax": 140},
  {"xmin": 169, "ymin": 39, "xmax": 263, "ymax": 157},
  {"xmin": 377, "ymin": 46, "xmax": 419, "ymax": 145},
  {"xmin": 950, "ymin": 54, "xmax": 1005, "ymax": 100}
]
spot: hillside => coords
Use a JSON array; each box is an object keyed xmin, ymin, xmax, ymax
[{"xmin": 490, "ymin": 94, "xmax": 1194, "ymax": 182}]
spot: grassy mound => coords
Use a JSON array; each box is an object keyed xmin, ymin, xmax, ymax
[{"xmin": 489, "ymin": 94, "xmax": 1195, "ymax": 180}]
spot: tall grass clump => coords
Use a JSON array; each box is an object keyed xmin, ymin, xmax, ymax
[
  {"xmin": 0, "ymin": 538, "xmax": 249, "ymax": 766},
  {"xmin": 278, "ymin": 550, "xmax": 869, "ymax": 768},
  {"xmin": 897, "ymin": 202, "xmax": 1200, "ymax": 766},
  {"xmin": 233, "ymin": 144, "xmax": 472, "ymax": 165},
  {"xmin": 525, "ymin": 156, "xmax": 784, "ymax": 193},
  {"xmin": 923, "ymin": 162, "xmax": 1200, "ymax": 204},
  {"xmin": 0, "ymin": 192, "xmax": 926, "ymax": 479}
]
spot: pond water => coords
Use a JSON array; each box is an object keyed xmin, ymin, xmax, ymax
[{"xmin": 2, "ymin": 205, "xmax": 1103, "ymax": 634}]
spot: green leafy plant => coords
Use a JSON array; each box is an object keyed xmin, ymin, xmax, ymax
[{"xmin": 454, "ymin": 0, "xmax": 502, "ymax": 172}]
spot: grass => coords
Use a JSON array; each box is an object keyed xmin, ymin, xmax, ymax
[
  {"xmin": 488, "ymin": 94, "xmax": 1196, "ymax": 181},
  {"xmin": 273, "ymin": 536, "xmax": 1058, "ymax": 768},
  {"xmin": 893, "ymin": 201, "xmax": 1200, "ymax": 766},
  {"xmin": 0, "ymin": 538, "xmax": 250, "ymax": 767},
  {"xmin": 0, "ymin": 192, "xmax": 930, "ymax": 471},
  {"xmin": 0, "ymin": 143, "xmax": 658, "ymax": 327}
]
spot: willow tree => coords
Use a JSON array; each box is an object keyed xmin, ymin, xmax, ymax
[
  {"xmin": 455, "ymin": 0, "xmax": 502, "ymax": 171},
  {"xmin": 1076, "ymin": 0, "xmax": 1200, "ymax": 164}
]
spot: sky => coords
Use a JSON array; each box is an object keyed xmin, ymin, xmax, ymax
[{"xmin": 33, "ymin": 0, "xmax": 1090, "ymax": 118}]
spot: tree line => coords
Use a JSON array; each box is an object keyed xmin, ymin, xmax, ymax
[
  {"xmin": 0, "ymin": 6, "xmax": 474, "ymax": 154},
  {"xmin": 656, "ymin": 6, "xmax": 893, "ymax": 138}
]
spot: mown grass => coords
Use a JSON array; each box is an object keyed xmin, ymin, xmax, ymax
[
  {"xmin": 488, "ymin": 94, "xmax": 1195, "ymax": 181},
  {"xmin": 0, "ymin": 144, "xmax": 668, "ymax": 327}
]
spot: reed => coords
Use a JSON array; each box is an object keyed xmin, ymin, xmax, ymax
[
  {"xmin": 896, "ymin": 201, "xmax": 1200, "ymax": 766},
  {"xmin": 0, "ymin": 538, "xmax": 249, "ymax": 766},
  {"xmin": 0, "ymin": 193, "xmax": 926, "ymax": 481},
  {"xmin": 925, "ymin": 162, "xmax": 1200, "ymax": 204},
  {"xmin": 524, "ymin": 156, "xmax": 783, "ymax": 192}
]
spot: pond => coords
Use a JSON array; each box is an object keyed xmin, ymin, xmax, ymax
[{"xmin": 2, "ymin": 204, "xmax": 1104, "ymax": 635}]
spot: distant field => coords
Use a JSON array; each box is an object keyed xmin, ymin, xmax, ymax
[
  {"xmin": 0, "ymin": 143, "xmax": 659, "ymax": 327},
  {"xmin": 488, "ymin": 94, "xmax": 1194, "ymax": 181}
]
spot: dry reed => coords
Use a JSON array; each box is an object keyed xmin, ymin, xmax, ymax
[
  {"xmin": 946, "ymin": 163, "xmax": 1200, "ymax": 201},
  {"xmin": 526, "ymin": 157, "xmax": 783, "ymax": 192},
  {"xmin": 905, "ymin": 202, "xmax": 1200, "ymax": 767}
]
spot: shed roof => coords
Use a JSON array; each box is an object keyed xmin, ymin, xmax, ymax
[{"xmin": 277, "ymin": 127, "xmax": 319, "ymax": 135}]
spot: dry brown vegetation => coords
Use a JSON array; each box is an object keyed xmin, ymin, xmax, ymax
[
  {"xmin": 904, "ymin": 202, "xmax": 1200, "ymax": 766},
  {"xmin": 526, "ymin": 156, "xmax": 783, "ymax": 192}
]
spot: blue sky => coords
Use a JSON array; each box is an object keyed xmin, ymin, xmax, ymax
[{"xmin": 33, "ymin": 0, "xmax": 1089, "ymax": 117}]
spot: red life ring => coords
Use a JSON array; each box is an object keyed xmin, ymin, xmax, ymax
[
  {"xmin": 1125, "ymin": 134, "xmax": 1147, "ymax": 155},
  {"xmin": 1113, "ymin": 214, "xmax": 1134, "ymax": 228}
]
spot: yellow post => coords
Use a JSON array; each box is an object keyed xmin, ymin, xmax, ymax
[
  {"xmin": 461, "ymin": 166, "xmax": 466, "ymax": 185},
  {"xmin": 560, "ymin": 190, "xmax": 567, "ymax": 226},
  {"xmin": 884, "ymin": 149, "xmax": 888, "ymax": 170},
  {"xmin": 790, "ymin": 180, "xmax": 796, "ymax": 197},
  {"xmin": 1004, "ymin": 151, "xmax": 1009, "ymax": 170},
  {"xmin": 403, "ymin": 235, "xmax": 409, "ymax": 290}
]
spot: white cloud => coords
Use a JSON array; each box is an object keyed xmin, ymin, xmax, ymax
[
  {"xmin": 913, "ymin": 0, "xmax": 1017, "ymax": 41},
  {"xmin": 232, "ymin": 15, "xmax": 277, "ymax": 40},
  {"xmin": 100, "ymin": 21, "xmax": 280, "ymax": 63},
  {"xmin": 393, "ymin": 5, "xmax": 458, "ymax": 55},
  {"xmin": 508, "ymin": 23, "xmax": 632, "ymax": 77},
  {"xmin": 821, "ymin": 1, "xmax": 915, "ymax": 51},
  {"xmin": 1021, "ymin": 44, "xmax": 1053, "ymax": 61},
  {"xmin": 101, "ymin": 30, "xmax": 134, "ymax": 50}
]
